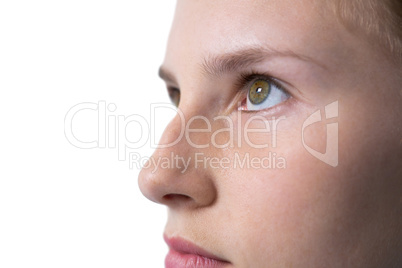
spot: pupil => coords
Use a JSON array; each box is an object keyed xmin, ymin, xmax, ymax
[{"xmin": 256, "ymin": 87, "xmax": 263, "ymax": 94}]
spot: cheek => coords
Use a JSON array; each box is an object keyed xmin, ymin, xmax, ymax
[
  {"xmin": 219, "ymin": 156, "xmax": 361, "ymax": 266},
  {"xmin": 218, "ymin": 155, "xmax": 334, "ymax": 265},
  {"xmin": 214, "ymin": 115, "xmax": 338, "ymax": 261}
]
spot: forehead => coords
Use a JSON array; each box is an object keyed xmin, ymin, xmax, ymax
[{"xmin": 164, "ymin": 0, "xmax": 345, "ymax": 75}]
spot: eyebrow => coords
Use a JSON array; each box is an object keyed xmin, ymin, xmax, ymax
[{"xmin": 158, "ymin": 45, "xmax": 326, "ymax": 83}]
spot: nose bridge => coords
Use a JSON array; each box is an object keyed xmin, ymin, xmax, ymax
[
  {"xmin": 155, "ymin": 108, "xmax": 213, "ymax": 158},
  {"xmin": 138, "ymin": 108, "xmax": 219, "ymax": 208},
  {"xmin": 157, "ymin": 112, "xmax": 187, "ymax": 152}
]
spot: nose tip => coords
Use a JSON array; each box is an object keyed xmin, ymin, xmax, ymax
[
  {"xmin": 138, "ymin": 153, "xmax": 217, "ymax": 208},
  {"xmin": 138, "ymin": 115, "xmax": 218, "ymax": 209},
  {"xmin": 137, "ymin": 159, "xmax": 161, "ymax": 204}
]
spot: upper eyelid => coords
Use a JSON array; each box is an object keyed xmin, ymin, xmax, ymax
[
  {"xmin": 163, "ymin": 80, "xmax": 180, "ymax": 91},
  {"xmin": 236, "ymin": 73, "xmax": 289, "ymax": 95}
]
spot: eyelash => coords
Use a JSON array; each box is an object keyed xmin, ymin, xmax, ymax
[{"xmin": 235, "ymin": 72, "xmax": 286, "ymax": 94}]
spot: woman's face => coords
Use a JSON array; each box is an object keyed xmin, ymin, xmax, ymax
[{"xmin": 139, "ymin": 0, "xmax": 402, "ymax": 267}]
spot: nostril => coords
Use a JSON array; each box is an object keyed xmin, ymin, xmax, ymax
[{"xmin": 163, "ymin": 194, "xmax": 192, "ymax": 204}]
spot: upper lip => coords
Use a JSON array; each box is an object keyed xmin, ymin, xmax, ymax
[{"xmin": 163, "ymin": 234, "xmax": 229, "ymax": 263}]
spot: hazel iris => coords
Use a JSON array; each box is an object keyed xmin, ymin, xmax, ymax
[{"xmin": 248, "ymin": 80, "xmax": 270, "ymax": 105}]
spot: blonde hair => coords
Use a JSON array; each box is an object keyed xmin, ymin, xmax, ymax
[{"xmin": 334, "ymin": 0, "xmax": 402, "ymax": 63}]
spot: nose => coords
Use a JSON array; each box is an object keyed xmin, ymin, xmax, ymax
[{"xmin": 138, "ymin": 113, "xmax": 217, "ymax": 209}]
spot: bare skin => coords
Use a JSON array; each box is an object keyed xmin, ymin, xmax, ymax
[{"xmin": 139, "ymin": 0, "xmax": 402, "ymax": 267}]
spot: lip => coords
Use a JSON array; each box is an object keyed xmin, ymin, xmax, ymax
[{"xmin": 164, "ymin": 235, "xmax": 230, "ymax": 268}]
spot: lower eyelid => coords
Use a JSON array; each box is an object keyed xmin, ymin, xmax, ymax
[{"xmin": 241, "ymin": 96, "xmax": 294, "ymax": 116}]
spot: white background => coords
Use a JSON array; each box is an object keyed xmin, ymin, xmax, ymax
[{"xmin": 0, "ymin": 1, "xmax": 177, "ymax": 267}]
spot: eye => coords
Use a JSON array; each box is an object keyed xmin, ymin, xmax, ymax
[
  {"xmin": 168, "ymin": 87, "xmax": 180, "ymax": 107},
  {"xmin": 241, "ymin": 78, "xmax": 289, "ymax": 111}
]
